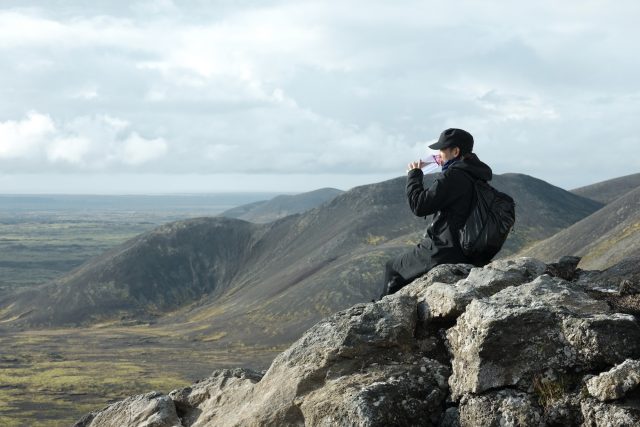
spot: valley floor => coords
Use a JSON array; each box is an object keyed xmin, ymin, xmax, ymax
[{"xmin": 0, "ymin": 324, "xmax": 283, "ymax": 426}]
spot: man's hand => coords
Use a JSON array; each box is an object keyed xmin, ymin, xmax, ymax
[{"xmin": 407, "ymin": 160, "xmax": 427, "ymax": 172}]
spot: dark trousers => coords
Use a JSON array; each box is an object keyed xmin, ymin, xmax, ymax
[{"xmin": 382, "ymin": 243, "xmax": 437, "ymax": 298}]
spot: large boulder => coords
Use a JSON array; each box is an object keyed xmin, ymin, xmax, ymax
[
  {"xmin": 73, "ymin": 391, "xmax": 182, "ymax": 427},
  {"xmin": 581, "ymin": 398, "xmax": 640, "ymax": 426},
  {"xmin": 562, "ymin": 314, "xmax": 640, "ymax": 367},
  {"xmin": 586, "ymin": 359, "xmax": 640, "ymax": 402},
  {"xmin": 168, "ymin": 369, "xmax": 263, "ymax": 427},
  {"xmin": 419, "ymin": 257, "xmax": 547, "ymax": 320},
  {"xmin": 458, "ymin": 390, "xmax": 545, "ymax": 427},
  {"xmin": 399, "ymin": 263, "xmax": 474, "ymax": 297},
  {"xmin": 299, "ymin": 358, "xmax": 449, "ymax": 426},
  {"xmin": 447, "ymin": 274, "xmax": 640, "ymax": 400},
  {"xmin": 162, "ymin": 295, "xmax": 450, "ymax": 426}
]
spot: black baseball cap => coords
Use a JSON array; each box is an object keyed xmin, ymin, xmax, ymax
[{"xmin": 428, "ymin": 128, "xmax": 474, "ymax": 153}]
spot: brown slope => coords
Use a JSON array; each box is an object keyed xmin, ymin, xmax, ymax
[
  {"xmin": 0, "ymin": 173, "xmax": 602, "ymax": 341},
  {"xmin": 571, "ymin": 172, "xmax": 640, "ymax": 204},
  {"xmin": 519, "ymin": 186, "xmax": 640, "ymax": 269}
]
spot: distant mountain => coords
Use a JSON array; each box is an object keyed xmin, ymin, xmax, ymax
[
  {"xmin": 0, "ymin": 173, "xmax": 602, "ymax": 346},
  {"xmin": 518, "ymin": 186, "xmax": 640, "ymax": 270},
  {"xmin": 571, "ymin": 172, "xmax": 640, "ymax": 204},
  {"xmin": 220, "ymin": 188, "xmax": 344, "ymax": 223},
  {"xmin": 489, "ymin": 173, "xmax": 603, "ymax": 253}
]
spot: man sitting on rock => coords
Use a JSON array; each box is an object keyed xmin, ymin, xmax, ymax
[{"xmin": 382, "ymin": 128, "xmax": 493, "ymax": 297}]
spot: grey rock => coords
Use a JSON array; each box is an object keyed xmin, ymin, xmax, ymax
[
  {"xmin": 541, "ymin": 392, "xmax": 583, "ymax": 427},
  {"xmin": 581, "ymin": 398, "xmax": 640, "ymax": 426},
  {"xmin": 544, "ymin": 255, "xmax": 582, "ymax": 281},
  {"xmin": 73, "ymin": 391, "xmax": 182, "ymax": 427},
  {"xmin": 439, "ymin": 407, "xmax": 460, "ymax": 427},
  {"xmin": 242, "ymin": 295, "xmax": 420, "ymax": 425},
  {"xmin": 419, "ymin": 257, "xmax": 548, "ymax": 321},
  {"xmin": 486, "ymin": 275, "xmax": 610, "ymax": 316},
  {"xmin": 168, "ymin": 369, "xmax": 262, "ymax": 427},
  {"xmin": 562, "ymin": 314, "xmax": 640, "ymax": 367},
  {"xmin": 167, "ymin": 295, "xmax": 433, "ymax": 426},
  {"xmin": 576, "ymin": 256, "xmax": 640, "ymax": 293},
  {"xmin": 420, "ymin": 281, "xmax": 473, "ymax": 320},
  {"xmin": 399, "ymin": 263, "xmax": 474, "ymax": 298},
  {"xmin": 447, "ymin": 275, "xmax": 618, "ymax": 399},
  {"xmin": 586, "ymin": 359, "xmax": 640, "ymax": 401},
  {"xmin": 447, "ymin": 297, "xmax": 572, "ymax": 399},
  {"xmin": 487, "ymin": 257, "xmax": 548, "ymax": 278},
  {"xmin": 620, "ymin": 279, "xmax": 640, "ymax": 296},
  {"xmin": 72, "ymin": 256, "xmax": 640, "ymax": 427},
  {"xmin": 458, "ymin": 390, "xmax": 544, "ymax": 427},
  {"xmin": 299, "ymin": 359, "xmax": 449, "ymax": 427}
]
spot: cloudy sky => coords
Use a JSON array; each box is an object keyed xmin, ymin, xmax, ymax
[{"xmin": 1, "ymin": 0, "xmax": 639, "ymax": 194}]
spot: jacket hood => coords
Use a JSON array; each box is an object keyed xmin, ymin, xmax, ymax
[{"xmin": 450, "ymin": 153, "xmax": 493, "ymax": 181}]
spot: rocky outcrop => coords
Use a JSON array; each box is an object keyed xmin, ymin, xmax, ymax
[
  {"xmin": 75, "ymin": 256, "xmax": 640, "ymax": 426},
  {"xmin": 74, "ymin": 391, "xmax": 182, "ymax": 427},
  {"xmin": 586, "ymin": 359, "xmax": 640, "ymax": 402},
  {"xmin": 416, "ymin": 257, "xmax": 547, "ymax": 320},
  {"xmin": 581, "ymin": 398, "xmax": 640, "ymax": 427},
  {"xmin": 459, "ymin": 390, "xmax": 544, "ymax": 427}
]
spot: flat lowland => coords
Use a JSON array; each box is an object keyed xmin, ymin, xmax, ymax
[{"xmin": 0, "ymin": 323, "xmax": 283, "ymax": 426}]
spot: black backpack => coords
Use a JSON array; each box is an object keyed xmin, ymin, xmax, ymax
[{"xmin": 458, "ymin": 172, "xmax": 516, "ymax": 266}]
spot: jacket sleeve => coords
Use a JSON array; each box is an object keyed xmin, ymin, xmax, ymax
[{"xmin": 406, "ymin": 168, "xmax": 462, "ymax": 217}]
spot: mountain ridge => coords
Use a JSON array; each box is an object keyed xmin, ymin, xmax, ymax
[
  {"xmin": 571, "ymin": 172, "xmax": 640, "ymax": 204},
  {"xmin": 518, "ymin": 185, "xmax": 640, "ymax": 269},
  {"xmin": 0, "ymin": 173, "xmax": 603, "ymax": 344},
  {"xmin": 219, "ymin": 187, "xmax": 344, "ymax": 223}
]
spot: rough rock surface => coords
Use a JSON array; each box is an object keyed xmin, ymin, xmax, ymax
[
  {"xmin": 168, "ymin": 369, "xmax": 263, "ymax": 426},
  {"xmin": 299, "ymin": 358, "xmax": 449, "ymax": 426},
  {"xmin": 73, "ymin": 391, "xmax": 181, "ymax": 427},
  {"xmin": 544, "ymin": 255, "xmax": 582, "ymax": 281},
  {"xmin": 586, "ymin": 359, "xmax": 640, "ymax": 401},
  {"xmin": 576, "ymin": 256, "xmax": 640, "ymax": 293},
  {"xmin": 581, "ymin": 397, "xmax": 640, "ymax": 426},
  {"xmin": 418, "ymin": 257, "xmax": 547, "ymax": 320},
  {"xmin": 562, "ymin": 314, "xmax": 640, "ymax": 367},
  {"xmin": 459, "ymin": 389, "xmax": 545, "ymax": 427},
  {"xmin": 75, "ymin": 256, "xmax": 640, "ymax": 427},
  {"xmin": 446, "ymin": 274, "xmax": 637, "ymax": 399}
]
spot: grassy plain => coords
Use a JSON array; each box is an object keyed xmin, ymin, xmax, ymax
[
  {"xmin": 0, "ymin": 194, "xmax": 281, "ymax": 426},
  {"xmin": 0, "ymin": 325, "xmax": 283, "ymax": 426},
  {"xmin": 0, "ymin": 214, "xmax": 158, "ymax": 289}
]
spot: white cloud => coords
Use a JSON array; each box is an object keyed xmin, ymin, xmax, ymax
[
  {"xmin": 121, "ymin": 132, "xmax": 168, "ymax": 165},
  {"xmin": 0, "ymin": 1, "xmax": 639, "ymax": 192},
  {"xmin": 0, "ymin": 112, "xmax": 168, "ymax": 170},
  {"xmin": 0, "ymin": 111, "xmax": 55, "ymax": 159},
  {"xmin": 476, "ymin": 90, "xmax": 558, "ymax": 121},
  {"xmin": 72, "ymin": 88, "xmax": 99, "ymax": 100},
  {"xmin": 47, "ymin": 136, "xmax": 91, "ymax": 164}
]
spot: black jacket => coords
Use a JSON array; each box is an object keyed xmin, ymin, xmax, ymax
[{"xmin": 406, "ymin": 153, "xmax": 493, "ymax": 265}]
